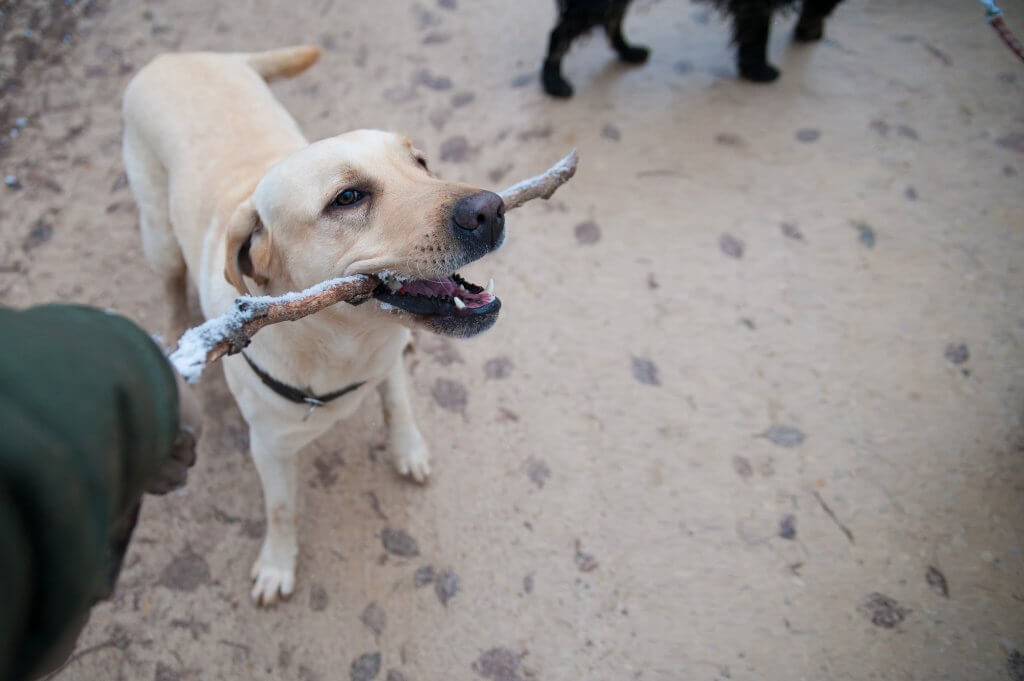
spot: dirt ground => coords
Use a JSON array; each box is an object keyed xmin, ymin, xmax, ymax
[{"xmin": 2, "ymin": 0, "xmax": 1023, "ymax": 679}]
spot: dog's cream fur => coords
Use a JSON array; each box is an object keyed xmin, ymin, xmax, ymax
[{"xmin": 123, "ymin": 46, "xmax": 489, "ymax": 605}]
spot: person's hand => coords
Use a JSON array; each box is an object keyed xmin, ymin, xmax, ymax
[{"xmin": 146, "ymin": 371, "xmax": 202, "ymax": 495}]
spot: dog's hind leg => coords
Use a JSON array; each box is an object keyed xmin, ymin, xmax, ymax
[
  {"xmin": 794, "ymin": 0, "xmax": 843, "ymax": 42},
  {"xmin": 379, "ymin": 356, "xmax": 431, "ymax": 483},
  {"xmin": 732, "ymin": 4, "xmax": 779, "ymax": 82},
  {"xmin": 123, "ymin": 129, "xmax": 189, "ymax": 342},
  {"xmin": 542, "ymin": 19, "xmax": 580, "ymax": 98},
  {"xmin": 604, "ymin": 1, "xmax": 650, "ymax": 64}
]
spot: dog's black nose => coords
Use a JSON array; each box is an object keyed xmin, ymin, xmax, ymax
[{"xmin": 452, "ymin": 191, "xmax": 505, "ymax": 248}]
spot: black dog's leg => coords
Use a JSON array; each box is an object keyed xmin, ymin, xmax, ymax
[
  {"xmin": 734, "ymin": 8, "xmax": 778, "ymax": 83},
  {"xmin": 543, "ymin": 21, "xmax": 579, "ymax": 98},
  {"xmin": 604, "ymin": 2, "xmax": 650, "ymax": 64},
  {"xmin": 795, "ymin": 0, "xmax": 843, "ymax": 42}
]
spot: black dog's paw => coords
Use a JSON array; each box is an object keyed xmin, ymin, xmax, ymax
[
  {"xmin": 617, "ymin": 44, "xmax": 651, "ymax": 64},
  {"xmin": 794, "ymin": 17, "xmax": 825, "ymax": 42},
  {"xmin": 739, "ymin": 61, "xmax": 780, "ymax": 83},
  {"xmin": 542, "ymin": 65, "xmax": 574, "ymax": 98}
]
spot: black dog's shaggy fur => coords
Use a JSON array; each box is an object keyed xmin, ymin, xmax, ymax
[{"xmin": 542, "ymin": 0, "xmax": 845, "ymax": 97}]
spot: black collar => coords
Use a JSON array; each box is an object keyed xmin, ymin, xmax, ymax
[{"xmin": 243, "ymin": 353, "xmax": 364, "ymax": 406}]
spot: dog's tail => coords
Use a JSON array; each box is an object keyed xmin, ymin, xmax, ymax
[{"xmin": 244, "ymin": 45, "xmax": 322, "ymax": 82}]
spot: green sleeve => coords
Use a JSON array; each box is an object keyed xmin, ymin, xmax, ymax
[{"xmin": 0, "ymin": 304, "xmax": 180, "ymax": 681}]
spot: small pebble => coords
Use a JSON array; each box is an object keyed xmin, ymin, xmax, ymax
[
  {"xmin": 4, "ymin": 176, "xmax": 21, "ymax": 190},
  {"xmin": 14, "ymin": 117, "xmax": 27, "ymax": 128}
]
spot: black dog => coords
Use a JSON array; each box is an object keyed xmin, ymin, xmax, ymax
[{"xmin": 542, "ymin": 0, "xmax": 845, "ymax": 97}]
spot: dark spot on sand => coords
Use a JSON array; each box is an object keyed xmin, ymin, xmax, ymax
[
  {"xmin": 715, "ymin": 132, "xmax": 745, "ymax": 147},
  {"xmin": 278, "ymin": 644, "xmax": 293, "ymax": 669},
  {"xmin": 905, "ymin": 186, "xmax": 918, "ymax": 201},
  {"xmin": 523, "ymin": 574, "xmax": 534, "ymax": 594},
  {"xmin": 386, "ymin": 672, "xmax": 408, "ymax": 681},
  {"xmin": 692, "ymin": 10, "xmax": 711, "ymax": 24},
  {"xmin": 647, "ymin": 273, "xmax": 659, "ymax": 289},
  {"xmin": 473, "ymin": 648, "xmax": 524, "ymax": 681},
  {"xmin": 484, "ymin": 356, "xmax": 514, "ymax": 379},
  {"xmin": 574, "ymin": 220, "xmax": 601, "ymax": 245},
  {"xmin": 435, "ymin": 567, "xmax": 460, "ymax": 606},
  {"xmin": 158, "ymin": 548, "xmax": 211, "ymax": 592},
  {"xmin": 432, "ymin": 378, "xmax": 468, "ymax": 412},
  {"xmin": 778, "ymin": 514, "xmax": 797, "ymax": 540},
  {"xmin": 382, "ymin": 528, "xmax": 420, "ymax": 557},
  {"xmin": 299, "ymin": 665, "xmax": 320, "ymax": 681},
  {"xmin": 925, "ymin": 566, "xmax": 949, "ymax": 598},
  {"xmin": 795, "ymin": 128, "xmax": 820, "ymax": 143},
  {"xmin": 510, "ymin": 73, "xmax": 533, "ymax": 88},
  {"xmin": 413, "ymin": 68, "xmax": 452, "ymax": 91},
  {"xmin": 361, "ymin": 601, "xmax": 386, "ymax": 636},
  {"xmin": 631, "ymin": 357, "xmax": 660, "ymax": 386},
  {"xmin": 758, "ymin": 424, "xmax": 806, "ymax": 448},
  {"xmin": 242, "ymin": 518, "xmax": 265, "ymax": 540},
  {"xmin": 155, "ymin": 662, "xmax": 183, "ymax": 681},
  {"xmin": 1008, "ymin": 650, "xmax": 1024, "ymax": 681},
  {"xmin": 497, "ymin": 408, "xmax": 519, "ymax": 423},
  {"xmin": 719, "ymin": 233, "xmax": 744, "ymax": 258},
  {"xmin": 423, "ymin": 338, "xmax": 463, "ymax": 366},
  {"xmin": 313, "ymin": 451, "xmax": 344, "ymax": 488},
  {"xmin": 526, "ymin": 458, "xmax": 550, "ymax": 488},
  {"xmin": 897, "ymin": 124, "xmax": 919, "ymax": 141},
  {"xmin": 440, "ymin": 135, "xmax": 473, "ymax": 162},
  {"xmin": 488, "ymin": 164, "xmax": 513, "ymax": 183},
  {"xmin": 859, "ymin": 592, "xmax": 910, "ymax": 628},
  {"xmin": 922, "ymin": 42, "xmax": 952, "ymax": 66},
  {"xmin": 309, "ymin": 584, "xmax": 329, "ymax": 612},
  {"xmin": 732, "ymin": 456, "xmax": 753, "ymax": 479},
  {"xmin": 996, "ymin": 133, "xmax": 1024, "ymax": 154},
  {"xmin": 780, "ymin": 222, "xmax": 804, "ymax": 241},
  {"xmin": 674, "ymin": 60, "xmax": 693, "ymax": 74},
  {"xmin": 574, "ymin": 539, "xmax": 599, "ymax": 572},
  {"xmin": 22, "ymin": 219, "xmax": 53, "ymax": 252},
  {"xmin": 602, "ymin": 124, "xmax": 621, "ymax": 141},
  {"xmin": 422, "ymin": 31, "xmax": 451, "ymax": 44},
  {"xmin": 451, "ymin": 91, "xmax": 474, "ymax": 107},
  {"xmin": 111, "ymin": 172, "xmax": 128, "ymax": 192},
  {"xmin": 869, "ymin": 119, "xmax": 890, "ymax": 137},
  {"xmin": 438, "ymin": 0, "xmax": 456, "ymax": 8},
  {"xmin": 429, "ymin": 107, "xmax": 452, "ymax": 131},
  {"xmin": 851, "ymin": 221, "xmax": 876, "ymax": 249},
  {"xmin": 414, "ymin": 564, "xmax": 436, "ymax": 587},
  {"xmin": 413, "ymin": 5, "xmax": 441, "ymax": 30},
  {"xmin": 517, "ymin": 126, "xmax": 552, "ymax": 141},
  {"xmin": 350, "ymin": 652, "xmax": 382, "ymax": 681},
  {"xmin": 944, "ymin": 343, "xmax": 969, "ymax": 365}
]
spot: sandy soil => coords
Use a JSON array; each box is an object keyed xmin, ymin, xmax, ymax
[{"xmin": 1, "ymin": 1, "xmax": 1023, "ymax": 679}]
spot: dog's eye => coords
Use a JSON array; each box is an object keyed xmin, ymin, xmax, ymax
[
  {"xmin": 416, "ymin": 157, "xmax": 429, "ymax": 171},
  {"xmin": 334, "ymin": 189, "xmax": 366, "ymax": 207}
]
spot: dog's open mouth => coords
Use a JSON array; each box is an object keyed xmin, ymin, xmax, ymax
[{"xmin": 372, "ymin": 272, "xmax": 501, "ymax": 337}]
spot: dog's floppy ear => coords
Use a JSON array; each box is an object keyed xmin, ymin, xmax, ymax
[{"xmin": 223, "ymin": 199, "xmax": 273, "ymax": 295}]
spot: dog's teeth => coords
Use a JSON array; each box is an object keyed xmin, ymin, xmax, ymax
[
  {"xmin": 486, "ymin": 278, "xmax": 495, "ymax": 295},
  {"xmin": 453, "ymin": 296, "xmax": 466, "ymax": 310}
]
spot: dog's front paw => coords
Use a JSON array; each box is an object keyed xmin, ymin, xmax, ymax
[
  {"xmin": 739, "ymin": 61, "xmax": 780, "ymax": 83},
  {"xmin": 391, "ymin": 427, "xmax": 431, "ymax": 483},
  {"xmin": 250, "ymin": 548, "xmax": 296, "ymax": 607},
  {"xmin": 618, "ymin": 44, "xmax": 650, "ymax": 64},
  {"xmin": 542, "ymin": 64, "xmax": 574, "ymax": 98}
]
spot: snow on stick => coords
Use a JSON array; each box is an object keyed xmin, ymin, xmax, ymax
[{"xmin": 169, "ymin": 149, "xmax": 579, "ymax": 382}]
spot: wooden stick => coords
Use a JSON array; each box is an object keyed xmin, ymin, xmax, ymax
[{"xmin": 169, "ymin": 149, "xmax": 579, "ymax": 382}]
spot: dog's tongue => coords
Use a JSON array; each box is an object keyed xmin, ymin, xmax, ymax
[{"xmin": 397, "ymin": 276, "xmax": 494, "ymax": 309}]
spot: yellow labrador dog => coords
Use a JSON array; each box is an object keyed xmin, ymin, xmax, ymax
[{"xmin": 123, "ymin": 46, "xmax": 503, "ymax": 605}]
